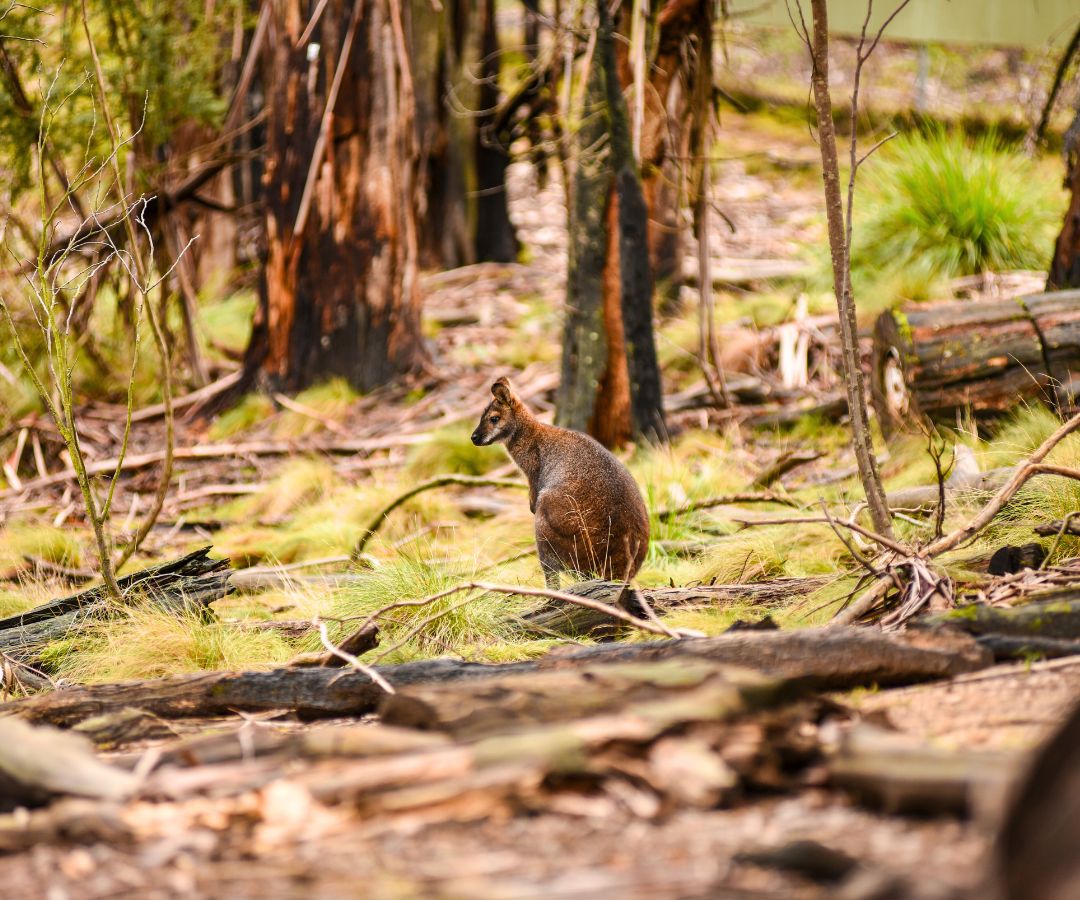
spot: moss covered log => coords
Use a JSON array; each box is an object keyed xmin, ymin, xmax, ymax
[{"xmin": 872, "ymin": 290, "xmax": 1080, "ymax": 433}]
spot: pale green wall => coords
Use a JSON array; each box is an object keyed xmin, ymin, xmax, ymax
[{"xmin": 731, "ymin": 0, "xmax": 1078, "ymax": 49}]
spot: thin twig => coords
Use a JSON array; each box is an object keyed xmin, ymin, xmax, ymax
[
  {"xmin": 352, "ymin": 475, "xmax": 528, "ymax": 558},
  {"xmin": 732, "ymin": 513, "xmax": 909, "ymax": 556},
  {"xmin": 315, "ymin": 619, "xmax": 395, "ymax": 693},
  {"xmin": 655, "ymin": 492, "xmax": 796, "ymax": 519}
]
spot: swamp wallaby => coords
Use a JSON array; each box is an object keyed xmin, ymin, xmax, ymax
[{"xmin": 471, "ymin": 377, "xmax": 650, "ymax": 587}]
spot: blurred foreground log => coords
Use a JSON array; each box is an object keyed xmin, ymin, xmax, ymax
[
  {"xmin": 993, "ymin": 699, "xmax": 1080, "ymax": 900},
  {"xmin": 2, "ymin": 626, "xmax": 990, "ymax": 727},
  {"xmin": 829, "ymin": 723, "xmax": 1015, "ymax": 817},
  {"xmin": 872, "ymin": 291, "xmax": 1080, "ymax": 434},
  {"xmin": 0, "ymin": 717, "xmax": 136, "ymax": 810}
]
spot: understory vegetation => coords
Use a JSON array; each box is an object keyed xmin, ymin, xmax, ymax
[{"xmin": 0, "ymin": 50, "xmax": 1073, "ymax": 685}]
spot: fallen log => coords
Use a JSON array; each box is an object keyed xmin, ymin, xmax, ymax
[
  {"xmin": 926, "ymin": 597, "xmax": 1080, "ymax": 641},
  {"xmin": 2, "ymin": 626, "xmax": 991, "ymax": 727},
  {"xmin": 976, "ymin": 634, "xmax": 1080, "ymax": 661},
  {"xmin": 518, "ymin": 578, "xmax": 828, "ymax": 637},
  {"xmin": 993, "ymin": 693, "xmax": 1080, "ymax": 900},
  {"xmin": 871, "ymin": 290, "xmax": 1080, "ymax": 435},
  {"xmin": 0, "ymin": 547, "xmax": 232, "ymax": 663},
  {"xmin": 829, "ymin": 723, "xmax": 1015, "ymax": 817},
  {"xmin": 378, "ymin": 657, "xmax": 783, "ymax": 740}
]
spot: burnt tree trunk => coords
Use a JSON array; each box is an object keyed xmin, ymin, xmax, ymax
[
  {"xmin": 242, "ymin": 0, "xmax": 428, "ymax": 393},
  {"xmin": 871, "ymin": 291, "xmax": 1080, "ymax": 434},
  {"xmin": 1047, "ymin": 104, "xmax": 1080, "ymax": 291},
  {"xmin": 557, "ymin": 2, "xmax": 666, "ymax": 446},
  {"xmin": 474, "ymin": 0, "xmax": 519, "ymax": 262},
  {"xmin": 417, "ymin": 0, "xmax": 473, "ymax": 269}
]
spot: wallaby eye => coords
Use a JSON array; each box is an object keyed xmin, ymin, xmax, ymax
[{"xmin": 490, "ymin": 415, "xmax": 501, "ymax": 425}]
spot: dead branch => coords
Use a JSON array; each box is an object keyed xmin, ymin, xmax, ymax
[
  {"xmin": 655, "ymin": 492, "xmax": 796, "ymax": 519},
  {"xmin": 732, "ymin": 514, "xmax": 908, "ymax": 556},
  {"xmin": 351, "ymin": 475, "xmax": 528, "ymax": 558},
  {"xmin": 0, "ymin": 434, "xmax": 426, "ymax": 499},
  {"xmin": 315, "ymin": 619, "xmax": 394, "ymax": 693}
]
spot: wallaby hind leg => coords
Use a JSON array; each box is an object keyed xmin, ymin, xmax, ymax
[{"xmin": 536, "ymin": 540, "xmax": 562, "ymax": 590}]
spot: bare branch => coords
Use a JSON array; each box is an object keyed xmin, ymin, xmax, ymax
[{"xmin": 315, "ymin": 619, "xmax": 395, "ymax": 693}]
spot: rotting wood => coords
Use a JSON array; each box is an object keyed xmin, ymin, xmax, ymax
[
  {"xmin": 0, "ymin": 547, "xmax": 231, "ymax": 663},
  {"xmin": 377, "ymin": 657, "xmax": 784, "ymax": 740},
  {"xmin": 975, "ymin": 633, "xmax": 1080, "ymax": 661},
  {"xmin": 1035, "ymin": 517, "xmax": 1080, "ymax": 537},
  {"xmin": 1, "ymin": 626, "xmax": 991, "ymax": 728},
  {"xmin": 288, "ymin": 623, "xmax": 380, "ymax": 669},
  {"xmin": 925, "ymin": 597, "xmax": 1080, "ymax": 641},
  {"xmin": 871, "ymin": 291, "xmax": 1080, "ymax": 435}
]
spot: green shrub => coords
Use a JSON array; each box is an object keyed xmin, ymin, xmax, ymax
[{"xmin": 855, "ymin": 130, "xmax": 1060, "ymax": 285}]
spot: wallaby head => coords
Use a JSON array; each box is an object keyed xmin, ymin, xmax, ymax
[{"xmin": 471, "ymin": 377, "xmax": 521, "ymax": 446}]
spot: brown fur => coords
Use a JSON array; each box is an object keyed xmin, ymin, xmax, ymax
[{"xmin": 471, "ymin": 377, "xmax": 650, "ymax": 587}]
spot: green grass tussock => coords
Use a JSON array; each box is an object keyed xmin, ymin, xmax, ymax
[
  {"xmin": 855, "ymin": 129, "xmax": 1061, "ymax": 288},
  {"xmin": 407, "ymin": 426, "xmax": 503, "ymax": 478},
  {"xmin": 274, "ymin": 378, "xmax": 359, "ymax": 437},
  {"xmin": 45, "ymin": 603, "xmax": 295, "ymax": 683},
  {"xmin": 0, "ymin": 525, "xmax": 83, "ymax": 568},
  {"xmin": 315, "ymin": 551, "xmax": 559, "ymax": 664},
  {"xmin": 208, "ymin": 393, "xmax": 275, "ymax": 440}
]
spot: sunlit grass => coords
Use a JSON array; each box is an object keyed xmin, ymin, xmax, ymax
[
  {"xmin": 855, "ymin": 129, "xmax": 1062, "ymax": 286},
  {"xmin": 0, "ymin": 524, "xmax": 83, "ymax": 568},
  {"xmin": 311, "ymin": 550, "xmax": 563, "ymax": 664},
  {"xmin": 407, "ymin": 425, "xmax": 503, "ymax": 478},
  {"xmin": 273, "ymin": 378, "xmax": 359, "ymax": 437},
  {"xmin": 208, "ymin": 392, "xmax": 275, "ymax": 440},
  {"xmin": 44, "ymin": 602, "xmax": 295, "ymax": 683}
]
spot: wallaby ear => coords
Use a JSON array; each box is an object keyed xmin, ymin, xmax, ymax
[{"xmin": 491, "ymin": 377, "xmax": 514, "ymax": 405}]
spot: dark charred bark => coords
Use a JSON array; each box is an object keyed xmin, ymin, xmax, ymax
[
  {"xmin": 474, "ymin": 0, "xmax": 519, "ymax": 262},
  {"xmin": 557, "ymin": 2, "xmax": 666, "ymax": 446},
  {"xmin": 242, "ymin": 0, "xmax": 428, "ymax": 394},
  {"xmin": 1047, "ymin": 104, "xmax": 1080, "ymax": 291},
  {"xmin": 418, "ymin": 0, "xmax": 473, "ymax": 269}
]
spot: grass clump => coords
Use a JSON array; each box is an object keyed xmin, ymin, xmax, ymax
[
  {"xmin": 208, "ymin": 393, "xmax": 275, "ymax": 440},
  {"xmin": 46, "ymin": 603, "xmax": 294, "ymax": 683},
  {"xmin": 315, "ymin": 552, "xmax": 555, "ymax": 664},
  {"xmin": 0, "ymin": 525, "xmax": 82, "ymax": 568},
  {"xmin": 274, "ymin": 378, "xmax": 359, "ymax": 437},
  {"xmin": 855, "ymin": 130, "xmax": 1060, "ymax": 288},
  {"xmin": 407, "ymin": 425, "xmax": 502, "ymax": 478}
]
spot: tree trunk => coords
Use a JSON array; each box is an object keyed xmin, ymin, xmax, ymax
[
  {"xmin": 1047, "ymin": 105, "xmax": 1080, "ymax": 291},
  {"xmin": 419, "ymin": 0, "xmax": 475, "ymax": 269},
  {"xmin": 871, "ymin": 291, "xmax": 1080, "ymax": 434},
  {"xmin": 807, "ymin": 0, "xmax": 893, "ymax": 538},
  {"xmin": 474, "ymin": 0, "xmax": 519, "ymax": 262},
  {"xmin": 557, "ymin": 2, "xmax": 666, "ymax": 446},
  {"xmin": 242, "ymin": 0, "xmax": 428, "ymax": 393}
]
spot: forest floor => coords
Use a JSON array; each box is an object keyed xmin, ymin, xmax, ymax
[{"xmin": 1, "ymin": 45, "xmax": 1079, "ymax": 896}]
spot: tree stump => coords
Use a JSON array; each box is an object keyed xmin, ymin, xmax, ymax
[{"xmin": 871, "ymin": 290, "xmax": 1080, "ymax": 434}]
